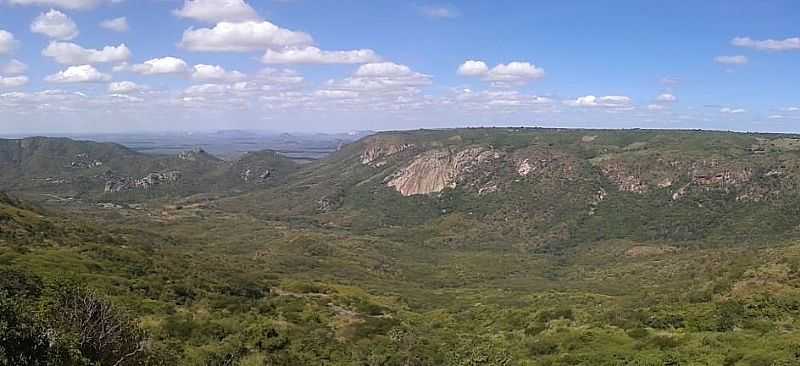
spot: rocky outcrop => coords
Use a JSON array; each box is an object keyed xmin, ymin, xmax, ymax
[
  {"xmin": 600, "ymin": 161, "xmax": 649, "ymax": 193},
  {"xmin": 386, "ymin": 147, "xmax": 498, "ymax": 196},
  {"xmin": 360, "ymin": 137, "xmax": 414, "ymax": 166},
  {"xmin": 69, "ymin": 153, "xmax": 103, "ymax": 169},
  {"xmin": 178, "ymin": 148, "xmax": 217, "ymax": 162},
  {"xmin": 241, "ymin": 169, "xmax": 271, "ymax": 183},
  {"xmin": 104, "ymin": 171, "xmax": 181, "ymax": 193}
]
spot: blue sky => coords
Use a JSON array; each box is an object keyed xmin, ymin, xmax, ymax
[{"xmin": 0, "ymin": 0, "xmax": 798, "ymax": 133}]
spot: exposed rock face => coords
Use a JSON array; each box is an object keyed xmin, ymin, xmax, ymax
[
  {"xmin": 317, "ymin": 195, "xmax": 339, "ymax": 213},
  {"xmin": 178, "ymin": 148, "xmax": 214, "ymax": 162},
  {"xmin": 360, "ymin": 137, "xmax": 414, "ymax": 166},
  {"xmin": 589, "ymin": 188, "xmax": 607, "ymax": 216},
  {"xmin": 386, "ymin": 147, "xmax": 497, "ymax": 196},
  {"xmin": 241, "ymin": 169, "xmax": 271, "ymax": 183},
  {"xmin": 69, "ymin": 153, "xmax": 103, "ymax": 169},
  {"xmin": 600, "ymin": 161, "xmax": 648, "ymax": 193},
  {"xmin": 598, "ymin": 156, "xmax": 768, "ymax": 201},
  {"xmin": 517, "ymin": 159, "xmax": 533, "ymax": 176},
  {"xmin": 104, "ymin": 171, "xmax": 181, "ymax": 193}
]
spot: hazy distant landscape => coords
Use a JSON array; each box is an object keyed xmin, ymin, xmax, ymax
[{"xmin": 0, "ymin": 130, "xmax": 372, "ymax": 161}]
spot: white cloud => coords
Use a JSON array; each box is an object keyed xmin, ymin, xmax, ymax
[
  {"xmin": 457, "ymin": 60, "xmax": 544, "ymax": 84},
  {"xmin": 720, "ymin": 107, "xmax": 746, "ymax": 114},
  {"xmin": 131, "ymin": 57, "xmax": 188, "ymax": 75},
  {"xmin": 100, "ymin": 17, "xmax": 128, "ymax": 32},
  {"xmin": 314, "ymin": 90, "xmax": 360, "ymax": 99},
  {"xmin": 732, "ymin": 37, "xmax": 800, "ymax": 52},
  {"xmin": 262, "ymin": 46, "xmax": 381, "ymax": 64},
  {"xmin": 174, "ymin": 0, "xmax": 259, "ymax": 23},
  {"xmin": 42, "ymin": 42, "xmax": 131, "ymax": 65},
  {"xmin": 487, "ymin": 62, "xmax": 544, "ymax": 82},
  {"xmin": 452, "ymin": 89, "xmax": 553, "ymax": 110},
  {"xmin": 564, "ymin": 95, "xmax": 632, "ymax": 108},
  {"xmin": 0, "ymin": 30, "xmax": 19, "ymax": 55},
  {"xmin": 656, "ymin": 93, "xmax": 677, "ymax": 102},
  {"xmin": 254, "ymin": 67, "xmax": 304, "ymax": 86},
  {"xmin": 419, "ymin": 5, "xmax": 460, "ymax": 19},
  {"xmin": 768, "ymin": 115, "xmax": 785, "ymax": 120},
  {"xmin": 354, "ymin": 62, "xmax": 419, "ymax": 77},
  {"xmin": 1, "ymin": 60, "xmax": 27, "ymax": 76},
  {"xmin": 457, "ymin": 60, "xmax": 489, "ymax": 76},
  {"xmin": 0, "ymin": 75, "xmax": 29, "ymax": 88},
  {"xmin": 31, "ymin": 9, "xmax": 79, "ymax": 40},
  {"xmin": 7, "ymin": 0, "xmax": 114, "ymax": 10},
  {"xmin": 320, "ymin": 62, "xmax": 431, "ymax": 102},
  {"xmin": 45, "ymin": 65, "xmax": 111, "ymax": 83},
  {"xmin": 647, "ymin": 104, "xmax": 666, "ymax": 111},
  {"xmin": 781, "ymin": 107, "xmax": 800, "ymax": 112},
  {"xmin": 108, "ymin": 81, "xmax": 144, "ymax": 94},
  {"xmin": 179, "ymin": 21, "xmax": 312, "ymax": 52},
  {"xmin": 714, "ymin": 55, "xmax": 748, "ymax": 65},
  {"xmin": 191, "ymin": 64, "xmax": 245, "ymax": 82}
]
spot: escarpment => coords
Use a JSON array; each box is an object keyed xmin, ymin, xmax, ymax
[
  {"xmin": 385, "ymin": 147, "xmax": 499, "ymax": 196},
  {"xmin": 354, "ymin": 131, "xmax": 800, "ymax": 206}
]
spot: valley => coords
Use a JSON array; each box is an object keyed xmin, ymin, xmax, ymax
[{"xmin": 3, "ymin": 128, "xmax": 800, "ymax": 365}]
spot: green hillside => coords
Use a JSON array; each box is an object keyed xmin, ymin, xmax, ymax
[
  {"xmin": 3, "ymin": 129, "xmax": 800, "ymax": 365},
  {"xmin": 0, "ymin": 137, "xmax": 301, "ymax": 202}
]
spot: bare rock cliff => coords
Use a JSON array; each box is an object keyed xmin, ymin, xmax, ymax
[{"xmin": 386, "ymin": 147, "xmax": 498, "ymax": 196}]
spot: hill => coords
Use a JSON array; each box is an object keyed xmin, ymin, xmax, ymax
[
  {"xmin": 0, "ymin": 137, "xmax": 301, "ymax": 203},
  {"xmin": 223, "ymin": 128, "xmax": 800, "ymax": 249},
  {"xmin": 4, "ymin": 128, "xmax": 800, "ymax": 365}
]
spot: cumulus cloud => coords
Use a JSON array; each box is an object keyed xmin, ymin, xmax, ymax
[
  {"xmin": 45, "ymin": 65, "xmax": 111, "ymax": 83},
  {"xmin": 317, "ymin": 62, "xmax": 432, "ymax": 103},
  {"xmin": 179, "ymin": 21, "xmax": 312, "ymax": 52},
  {"xmin": 0, "ymin": 75, "xmax": 29, "ymax": 89},
  {"xmin": 452, "ymin": 89, "xmax": 552, "ymax": 110},
  {"xmin": 714, "ymin": 55, "xmax": 748, "ymax": 65},
  {"xmin": 354, "ymin": 62, "xmax": 420, "ymax": 78},
  {"xmin": 656, "ymin": 93, "xmax": 677, "ymax": 103},
  {"xmin": 458, "ymin": 60, "xmax": 544, "ymax": 84},
  {"xmin": 174, "ymin": 0, "xmax": 259, "ymax": 23},
  {"xmin": 457, "ymin": 60, "xmax": 489, "ymax": 76},
  {"xmin": 0, "ymin": 30, "xmax": 19, "ymax": 55},
  {"xmin": 1, "ymin": 60, "xmax": 27, "ymax": 76},
  {"xmin": 564, "ymin": 95, "xmax": 632, "ymax": 108},
  {"xmin": 42, "ymin": 42, "xmax": 131, "ymax": 65},
  {"xmin": 732, "ymin": 36, "xmax": 800, "ymax": 52},
  {"xmin": 7, "ymin": 0, "xmax": 115, "ymax": 10},
  {"xmin": 99, "ymin": 17, "xmax": 128, "ymax": 32},
  {"xmin": 131, "ymin": 57, "xmax": 188, "ymax": 75},
  {"xmin": 30, "ymin": 9, "xmax": 79, "ymax": 40},
  {"xmin": 419, "ymin": 5, "xmax": 460, "ymax": 19},
  {"xmin": 108, "ymin": 81, "xmax": 145, "ymax": 94},
  {"xmin": 262, "ymin": 46, "xmax": 381, "ymax": 64},
  {"xmin": 487, "ymin": 62, "xmax": 545, "ymax": 82},
  {"xmin": 191, "ymin": 64, "xmax": 245, "ymax": 82}
]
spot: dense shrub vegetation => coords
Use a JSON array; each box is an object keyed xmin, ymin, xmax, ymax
[{"xmin": 4, "ymin": 129, "xmax": 800, "ymax": 365}]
